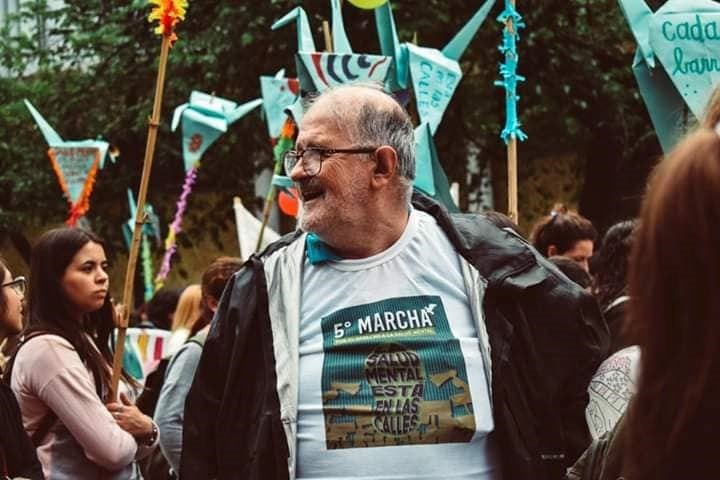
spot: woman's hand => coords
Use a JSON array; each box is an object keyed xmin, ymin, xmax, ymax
[{"xmin": 106, "ymin": 392, "xmax": 153, "ymax": 438}]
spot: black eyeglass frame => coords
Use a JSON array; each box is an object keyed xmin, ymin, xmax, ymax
[
  {"xmin": 1, "ymin": 276, "xmax": 26, "ymax": 295},
  {"xmin": 283, "ymin": 147, "xmax": 377, "ymax": 177}
]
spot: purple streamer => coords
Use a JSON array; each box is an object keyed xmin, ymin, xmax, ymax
[{"xmin": 155, "ymin": 164, "xmax": 200, "ymax": 285}]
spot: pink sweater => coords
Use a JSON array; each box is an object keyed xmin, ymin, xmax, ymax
[{"xmin": 11, "ymin": 334, "xmax": 150, "ymax": 479}]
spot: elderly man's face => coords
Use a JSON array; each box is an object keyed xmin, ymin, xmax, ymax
[{"xmin": 290, "ymin": 105, "xmax": 375, "ymax": 238}]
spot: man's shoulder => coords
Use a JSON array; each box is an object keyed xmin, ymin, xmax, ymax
[{"xmin": 412, "ymin": 194, "xmax": 541, "ymax": 285}]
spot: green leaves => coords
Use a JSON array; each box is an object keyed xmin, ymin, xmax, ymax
[{"xmin": 0, "ymin": 0, "xmax": 663, "ymax": 253}]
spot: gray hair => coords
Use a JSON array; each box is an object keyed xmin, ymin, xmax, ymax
[{"xmin": 303, "ymin": 84, "xmax": 416, "ymax": 201}]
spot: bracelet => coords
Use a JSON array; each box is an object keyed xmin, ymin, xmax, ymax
[{"xmin": 138, "ymin": 422, "xmax": 158, "ymax": 447}]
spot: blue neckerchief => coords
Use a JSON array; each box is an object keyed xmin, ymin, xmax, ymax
[{"xmin": 305, "ymin": 233, "xmax": 343, "ymax": 265}]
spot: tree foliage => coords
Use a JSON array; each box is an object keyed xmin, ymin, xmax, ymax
[{"xmin": 0, "ymin": 0, "xmax": 663, "ymax": 262}]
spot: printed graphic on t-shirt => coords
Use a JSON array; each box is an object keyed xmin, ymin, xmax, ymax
[{"xmin": 321, "ymin": 295, "xmax": 475, "ymax": 449}]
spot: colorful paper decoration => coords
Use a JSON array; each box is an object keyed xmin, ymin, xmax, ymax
[
  {"xmin": 495, "ymin": 0, "xmax": 527, "ymax": 144},
  {"xmin": 618, "ymin": 0, "xmax": 720, "ymax": 152},
  {"xmin": 373, "ymin": 0, "xmax": 495, "ymax": 208},
  {"xmin": 123, "ymin": 327, "xmax": 173, "ymax": 378},
  {"xmin": 259, "ymin": 69, "xmax": 300, "ymax": 139},
  {"xmin": 272, "ymin": 4, "xmax": 393, "ymax": 94},
  {"xmin": 123, "ymin": 189, "xmax": 161, "ymax": 302},
  {"xmin": 171, "ymin": 91, "xmax": 263, "ymax": 172},
  {"xmin": 24, "ymin": 99, "xmax": 116, "ymax": 226},
  {"xmin": 148, "ymin": 0, "xmax": 188, "ymax": 44},
  {"xmin": 271, "ymin": 0, "xmax": 495, "ymax": 212},
  {"xmin": 155, "ymin": 92, "xmax": 262, "ymax": 288}
]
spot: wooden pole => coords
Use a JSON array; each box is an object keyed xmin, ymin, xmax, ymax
[
  {"xmin": 322, "ymin": 20, "xmax": 333, "ymax": 53},
  {"xmin": 110, "ymin": 34, "xmax": 171, "ymax": 399},
  {"xmin": 506, "ymin": 0, "xmax": 519, "ymax": 223},
  {"xmin": 255, "ymin": 162, "xmax": 281, "ymax": 252}
]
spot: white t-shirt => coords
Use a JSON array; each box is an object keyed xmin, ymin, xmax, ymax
[{"xmin": 297, "ymin": 209, "xmax": 502, "ymax": 480}]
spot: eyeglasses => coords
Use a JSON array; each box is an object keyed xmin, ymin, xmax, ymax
[
  {"xmin": 283, "ymin": 147, "xmax": 377, "ymax": 177},
  {"xmin": 2, "ymin": 276, "xmax": 26, "ymax": 296}
]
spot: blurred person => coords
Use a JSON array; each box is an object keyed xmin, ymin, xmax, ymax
[
  {"xmin": 181, "ymin": 85, "xmax": 607, "ymax": 480},
  {"xmin": 568, "ymin": 127, "xmax": 720, "ymax": 479},
  {"xmin": 0, "ymin": 257, "xmax": 43, "ymax": 479},
  {"xmin": 530, "ymin": 204, "xmax": 597, "ymax": 272},
  {"xmin": 135, "ymin": 286, "xmax": 201, "ymax": 418},
  {"xmin": 549, "ymin": 256, "xmax": 592, "ymax": 290},
  {"xmin": 142, "ymin": 288, "xmax": 181, "ymax": 330},
  {"xmin": 590, "ymin": 220, "xmax": 636, "ymax": 356},
  {"xmin": 166, "ymin": 284, "xmax": 202, "ymax": 356},
  {"xmin": 7, "ymin": 228, "xmax": 158, "ymax": 479},
  {"xmin": 154, "ymin": 257, "xmax": 242, "ymax": 477}
]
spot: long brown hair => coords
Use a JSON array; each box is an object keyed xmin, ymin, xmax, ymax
[
  {"xmin": 24, "ymin": 228, "xmax": 124, "ymax": 398},
  {"xmin": 624, "ymin": 128, "xmax": 720, "ymax": 479}
]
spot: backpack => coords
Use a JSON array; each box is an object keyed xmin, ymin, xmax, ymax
[
  {"xmin": 137, "ymin": 331, "xmax": 207, "ymax": 480},
  {"xmin": 3, "ymin": 332, "xmax": 68, "ymax": 446}
]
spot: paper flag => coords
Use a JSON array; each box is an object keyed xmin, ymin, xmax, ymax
[
  {"xmin": 331, "ymin": 0, "xmax": 353, "ymax": 54},
  {"xmin": 414, "ymin": 122, "xmax": 460, "ymax": 213},
  {"xmin": 122, "ymin": 188, "xmax": 161, "ymax": 248},
  {"xmin": 122, "ymin": 327, "xmax": 172, "ymax": 378},
  {"xmin": 24, "ymin": 99, "xmax": 115, "ymax": 224},
  {"xmin": 260, "ymin": 70, "xmax": 300, "ymax": 139},
  {"xmin": 374, "ymin": 2, "xmax": 408, "ymax": 90},
  {"xmin": 171, "ymin": 91, "xmax": 263, "ymax": 171},
  {"xmin": 632, "ymin": 50, "xmax": 687, "ymax": 153},
  {"xmin": 619, "ymin": 0, "xmax": 720, "ymax": 151},
  {"xmin": 272, "ymin": 4, "xmax": 392, "ymax": 93},
  {"xmin": 123, "ymin": 189, "xmax": 161, "ymax": 302},
  {"xmin": 648, "ymin": 0, "xmax": 720, "ymax": 119},
  {"xmin": 405, "ymin": 0, "xmax": 495, "ymax": 133},
  {"xmin": 233, "ymin": 197, "xmax": 280, "ymax": 261},
  {"xmin": 272, "ymin": 6, "xmax": 316, "ymax": 52},
  {"xmin": 296, "ymin": 52, "xmax": 392, "ymax": 92},
  {"xmin": 407, "ymin": 44, "xmax": 463, "ymax": 135}
]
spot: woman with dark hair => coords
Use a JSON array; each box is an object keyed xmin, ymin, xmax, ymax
[
  {"xmin": 8, "ymin": 228, "xmax": 157, "ymax": 479},
  {"xmin": 591, "ymin": 220, "xmax": 636, "ymax": 355},
  {"xmin": 0, "ymin": 257, "xmax": 43, "ymax": 479},
  {"xmin": 530, "ymin": 204, "xmax": 597, "ymax": 272},
  {"xmin": 568, "ymin": 127, "xmax": 720, "ymax": 479}
]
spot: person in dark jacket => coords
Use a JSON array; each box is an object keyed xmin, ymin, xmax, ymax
[
  {"xmin": 0, "ymin": 257, "xmax": 43, "ymax": 479},
  {"xmin": 182, "ymin": 84, "xmax": 608, "ymax": 480}
]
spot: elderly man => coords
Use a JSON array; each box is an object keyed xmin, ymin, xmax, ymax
[{"xmin": 181, "ymin": 85, "xmax": 607, "ymax": 480}]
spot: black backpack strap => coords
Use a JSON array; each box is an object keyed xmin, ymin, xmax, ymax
[{"xmin": 187, "ymin": 330, "xmax": 208, "ymax": 348}]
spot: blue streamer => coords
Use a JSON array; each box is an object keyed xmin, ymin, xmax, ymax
[{"xmin": 494, "ymin": 1, "xmax": 528, "ymax": 144}]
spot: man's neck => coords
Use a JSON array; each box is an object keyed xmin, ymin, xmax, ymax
[{"xmin": 320, "ymin": 206, "xmax": 410, "ymax": 259}]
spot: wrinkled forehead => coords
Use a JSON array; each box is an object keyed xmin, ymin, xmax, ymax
[{"xmin": 297, "ymin": 100, "xmax": 355, "ymax": 148}]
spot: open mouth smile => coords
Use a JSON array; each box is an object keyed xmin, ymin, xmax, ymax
[{"xmin": 300, "ymin": 187, "xmax": 324, "ymax": 202}]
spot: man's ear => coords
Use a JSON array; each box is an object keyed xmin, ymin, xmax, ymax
[
  {"xmin": 547, "ymin": 244, "xmax": 558, "ymax": 257},
  {"xmin": 371, "ymin": 146, "xmax": 398, "ymax": 188}
]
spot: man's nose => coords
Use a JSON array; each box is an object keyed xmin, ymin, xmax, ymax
[{"xmin": 289, "ymin": 159, "xmax": 307, "ymax": 182}]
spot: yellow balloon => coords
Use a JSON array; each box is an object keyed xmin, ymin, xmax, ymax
[{"xmin": 347, "ymin": 0, "xmax": 388, "ymax": 9}]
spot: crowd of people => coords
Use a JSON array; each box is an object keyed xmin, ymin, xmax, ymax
[{"xmin": 0, "ymin": 83, "xmax": 718, "ymax": 479}]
